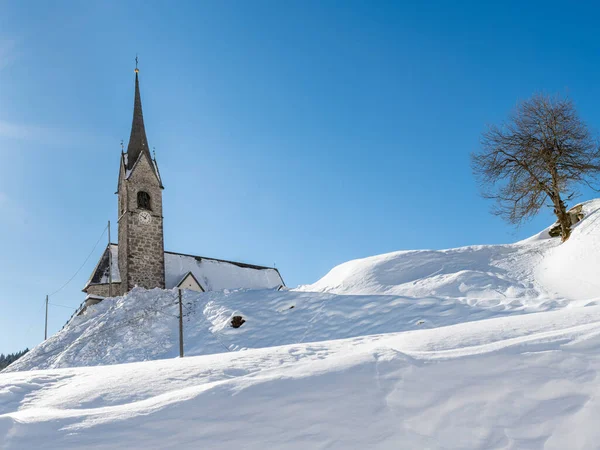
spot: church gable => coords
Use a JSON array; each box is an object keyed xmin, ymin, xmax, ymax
[
  {"xmin": 122, "ymin": 153, "xmax": 164, "ymax": 220},
  {"xmin": 176, "ymin": 272, "xmax": 205, "ymax": 292},
  {"xmin": 126, "ymin": 151, "xmax": 162, "ymax": 186},
  {"xmin": 126, "ymin": 150, "xmax": 163, "ymax": 188}
]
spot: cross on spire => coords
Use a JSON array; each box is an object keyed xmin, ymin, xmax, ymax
[{"xmin": 135, "ymin": 54, "xmax": 139, "ymax": 73}]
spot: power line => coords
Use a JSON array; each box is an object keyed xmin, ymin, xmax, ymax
[
  {"xmin": 48, "ymin": 303, "xmax": 77, "ymax": 310},
  {"xmin": 48, "ymin": 224, "xmax": 108, "ymax": 298}
]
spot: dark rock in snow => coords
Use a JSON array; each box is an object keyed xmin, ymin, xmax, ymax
[{"xmin": 231, "ymin": 316, "xmax": 246, "ymax": 328}]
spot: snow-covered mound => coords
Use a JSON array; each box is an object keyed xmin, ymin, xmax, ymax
[
  {"xmin": 7, "ymin": 199, "xmax": 600, "ymax": 373},
  {"xmin": 4, "ymin": 306, "xmax": 600, "ymax": 449},
  {"xmin": 300, "ymin": 199, "xmax": 600, "ymax": 303}
]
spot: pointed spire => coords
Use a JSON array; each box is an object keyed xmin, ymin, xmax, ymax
[{"xmin": 126, "ymin": 65, "xmax": 150, "ymax": 170}]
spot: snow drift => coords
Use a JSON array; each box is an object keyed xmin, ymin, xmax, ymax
[
  {"xmin": 3, "ymin": 306, "xmax": 600, "ymax": 449},
  {"xmin": 301, "ymin": 199, "xmax": 600, "ymax": 302}
]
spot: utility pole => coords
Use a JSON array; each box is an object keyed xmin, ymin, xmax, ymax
[
  {"xmin": 44, "ymin": 295, "xmax": 48, "ymax": 340},
  {"xmin": 108, "ymin": 220, "xmax": 113, "ymax": 297},
  {"xmin": 178, "ymin": 289, "xmax": 184, "ymax": 358}
]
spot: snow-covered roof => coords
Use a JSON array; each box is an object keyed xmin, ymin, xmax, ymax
[
  {"xmin": 164, "ymin": 252, "xmax": 283, "ymax": 291},
  {"xmin": 85, "ymin": 244, "xmax": 284, "ymax": 292}
]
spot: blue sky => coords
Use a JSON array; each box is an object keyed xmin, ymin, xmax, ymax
[{"xmin": 1, "ymin": 0, "xmax": 600, "ymax": 354}]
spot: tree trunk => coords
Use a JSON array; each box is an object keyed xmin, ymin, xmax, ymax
[{"xmin": 551, "ymin": 193, "xmax": 571, "ymax": 242}]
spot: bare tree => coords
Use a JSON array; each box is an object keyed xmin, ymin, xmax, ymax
[{"xmin": 472, "ymin": 93, "xmax": 600, "ymax": 241}]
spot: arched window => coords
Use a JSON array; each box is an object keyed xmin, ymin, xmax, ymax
[{"xmin": 137, "ymin": 191, "xmax": 151, "ymax": 210}]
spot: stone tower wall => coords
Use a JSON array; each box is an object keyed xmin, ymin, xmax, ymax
[
  {"xmin": 118, "ymin": 154, "xmax": 165, "ymax": 293},
  {"xmin": 117, "ymin": 163, "xmax": 129, "ymax": 295}
]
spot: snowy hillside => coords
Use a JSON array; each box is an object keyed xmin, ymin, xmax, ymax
[
  {"xmin": 3, "ymin": 200, "xmax": 600, "ymax": 448},
  {"xmin": 3, "ymin": 307, "xmax": 600, "ymax": 449},
  {"xmin": 6, "ymin": 199, "xmax": 600, "ymax": 372}
]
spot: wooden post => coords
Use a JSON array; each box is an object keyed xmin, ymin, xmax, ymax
[
  {"xmin": 108, "ymin": 221, "xmax": 113, "ymax": 297},
  {"xmin": 178, "ymin": 289, "xmax": 184, "ymax": 358},
  {"xmin": 44, "ymin": 295, "xmax": 48, "ymax": 340}
]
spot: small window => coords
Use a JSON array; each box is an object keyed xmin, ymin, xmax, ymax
[{"xmin": 137, "ymin": 191, "xmax": 151, "ymax": 210}]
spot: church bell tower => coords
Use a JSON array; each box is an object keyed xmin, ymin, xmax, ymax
[{"xmin": 117, "ymin": 64, "xmax": 166, "ymax": 294}]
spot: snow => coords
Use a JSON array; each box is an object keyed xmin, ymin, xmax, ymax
[
  {"xmin": 164, "ymin": 252, "xmax": 283, "ymax": 291},
  {"xmin": 299, "ymin": 200, "xmax": 600, "ymax": 307},
  {"xmin": 4, "ymin": 199, "xmax": 600, "ymax": 448},
  {"xmin": 108, "ymin": 244, "xmax": 120, "ymax": 282},
  {"xmin": 535, "ymin": 203, "xmax": 600, "ymax": 300},
  {"xmin": 0, "ymin": 287, "xmax": 529, "ymax": 372},
  {"xmin": 3, "ymin": 308, "xmax": 600, "ymax": 449}
]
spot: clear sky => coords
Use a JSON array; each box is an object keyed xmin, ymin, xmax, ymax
[{"xmin": 1, "ymin": 0, "xmax": 599, "ymax": 354}]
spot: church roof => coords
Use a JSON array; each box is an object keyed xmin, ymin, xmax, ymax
[
  {"xmin": 84, "ymin": 244, "xmax": 285, "ymax": 293},
  {"xmin": 85, "ymin": 244, "xmax": 121, "ymax": 287}
]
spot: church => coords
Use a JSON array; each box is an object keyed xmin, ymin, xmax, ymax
[{"xmin": 82, "ymin": 66, "xmax": 284, "ymax": 308}]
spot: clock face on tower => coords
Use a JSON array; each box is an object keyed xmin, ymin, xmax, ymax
[{"xmin": 139, "ymin": 211, "xmax": 152, "ymax": 224}]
